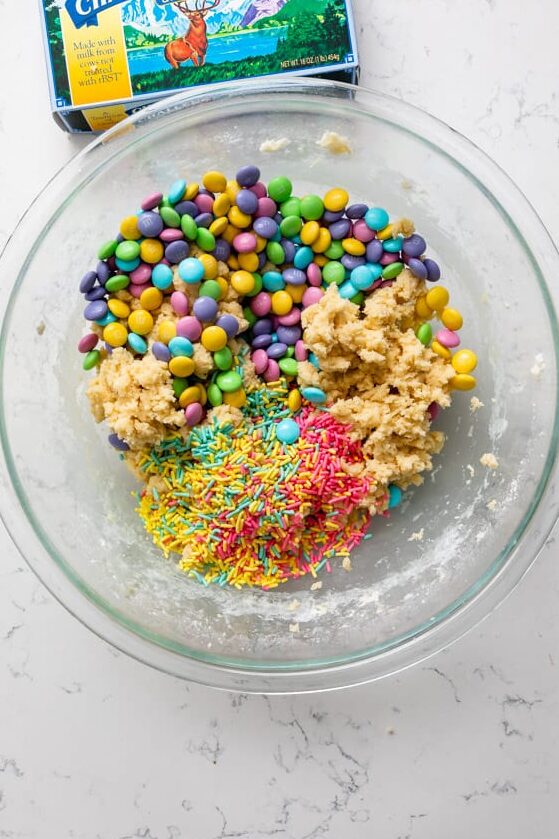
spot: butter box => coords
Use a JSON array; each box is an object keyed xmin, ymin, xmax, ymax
[{"xmin": 39, "ymin": 0, "xmax": 359, "ymax": 133}]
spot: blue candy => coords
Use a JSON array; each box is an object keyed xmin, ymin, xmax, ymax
[
  {"xmin": 178, "ymin": 257, "xmax": 205, "ymax": 283},
  {"xmin": 351, "ymin": 265, "xmax": 375, "ymax": 291}
]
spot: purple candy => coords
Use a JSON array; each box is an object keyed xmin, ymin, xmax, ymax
[
  {"xmin": 193, "ymin": 296, "xmax": 218, "ymax": 322},
  {"xmin": 213, "ymin": 239, "xmax": 231, "ymax": 262},
  {"xmin": 323, "ymin": 210, "xmax": 345, "ymax": 223},
  {"xmin": 267, "ymin": 342, "xmax": 288, "ymax": 359},
  {"xmin": 115, "ymin": 233, "xmax": 124, "ymax": 244},
  {"xmin": 273, "ymin": 212, "xmax": 283, "ymax": 225},
  {"xmin": 253, "ymin": 318, "xmax": 273, "ymax": 337},
  {"xmin": 252, "ymin": 333, "xmax": 273, "ymax": 350},
  {"xmin": 257, "ymin": 252, "xmax": 267, "ymax": 271},
  {"xmin": 366, "ymin": 240, "xmax": 384, "ymax": 263},
  {"xmin": 329, "ymin": 219, "xmax": 351, "ymax": 239},
  {"xmin": 84, "ymin": 300, "xmax": 107, "ymax": 321},
  {"xmin": 165, "ymin": 240, "xmax": 190, "ymax": 263},
  {"xmin": 402, "ymin": 234, "xmax": 427, "ymax": 257},
  {"xmin": 236, "ymin": 165, "xmax": 261, "ymax": 187},
  {"xmin": 138, "ymin": 211, "xmax": 164, "ymax": 238},
  {"xmin": 79, "ymin": 270, "xmax": 97, "ymax": 293},
  {"xmin": 216, "ymin": 314, "xmax": 239, "ymax": 338},
  {"xmin": 152, "ymin": 341, "xmax": 171, "ymax": 362},
  {"xmin": 283, "ymin": 267, "xmax": 306, "ymax": 286},
  {"xmin": 407, "ymin": 257, "xmax": 428, "ymax": 279},
  {"xmin": 346, "ymin": 203, "xmax": 368, "ymax": 219},
  {"xmin": 108, "ymin": 433, "xmax": 129, "ymax": 452},
  {"xmin": 78, "ymin": 333, "xmax": 98, "ymax": 353},
  {"xmin": 106, "ymin": 256, "xmax": 117, "ymax": 271},
  {"xmin": 96, "ymin": 261, "xmax": 111, "ymax": 284},
  {"xmin": 281, "ymin": 240, "xmax": 297, "ymax": 263},
  {"xmin": 423, "ymin": 258, "xmax": 441, "ymax": 282},
  {"xmin": 84, "ymin": 286, "xmax": 107, "ymax": 301},
  {"xmin": 341, "ymin": 254, "xmax": 366, "ymax": 270},
  {"xmin": 160, "ymin": 228, "xmax": 184, "ymax": 243},
  {"xmin": 253, "ymin": 217, "xmax": 278, "ymax": 239},
  {"xmin": 236, "ymin": 189, "xmax": 259, "ymax": 215},
  {"xmin": 104, "ymin": 343, "xmax": 113, "ymax": 354},
  {"xmin": 255, "ymin": 197, "xmax": 277, "ymax": 218},
  {"xmin": 276, "ymin": 325, "xmax": 301, "ymax": 345},
  {"xmin": 174, "ymin": 200, "xmax": 198, "ymax": 217},
  {"xmin": 195, "ymin": 212, "xmax": 213, "ymax": 228}
]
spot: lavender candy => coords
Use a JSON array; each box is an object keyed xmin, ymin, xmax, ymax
[
  {"xmin": 366, "ymin": 240, "xmax": 384, "ymax": 263},
  {"xmin": 108, "ymin": 433, "xmax": 130, "ymax": 452},
  {"xmin": 281, "ymin": 240, "xmax": 297, "ymax": 263},
  {"xmin": 96, "ymin": 260, "xmax": 111, "ymax": 284},
  {"xmin": 253, "ymin": 217, "xmax": 278, "ymax": 239},
  {"xmin": 402, "ymin": 234, "xmax": 426, "ymax": 257},
  {"xmin": 236, "ymin": 189, "xmax": 259, "ymax": 215},
  {"xmin": 282, "ymin": 267, "xmax": 307, "ymax": 286},
  {"xmin": 197, "ymin": 188, "xmax": 215, "ymax": 198},
  {"xmin": 329, "ymin": 219, "xmax": 351, "ymax": 239},
  {"xmin": 152, "ymin": 341, "xmax": 171, "ymax": 362},
  {"xmin": 213, "ymin": 239, "xmax": 231, "ymax": 262},
  {"xmin": 195, "ymin": 212, "xmax": 213, "ymax": 229},
  {"xmin": 341, "ymin": 254, "xmax": 366, "ymax": 270},
  {"xmin": 165, "ymin": 240, "xmax": 190, "ymax": 264},
  {"xmin": 276, "ymin": 325, "xmax": 301, "ymax": 345},
  {"xmin": 253, "ymin": 318, "xmax": 273, "ymax": 337},
  {"xmin": 193, "ymin": 296, "xmax": 218, "ymax": 322},
  {"xmin": 267, "ymin": 342, "xmax": 288, "ymax": 359},
  {"xmin": 423, "ymin": 258, "xmax": 441, "ymax": 282},
  {"xmin": 323, "ymin": 210, "xmax": 345, "ymax": 223},
  {"xmin": 84, "ymin": 286, "xmax": 107, "ymax": 302},
  {"xmin": 346, "ymin": 203, "xmax": 368, "ymax": 219},
  {"xmin": 407, "ymin": 258, "xmax": 428, "ymax": 280},
  {"xmin": 84, "ymin": 300, "xmax": 108, "ymax": 321},
  {"xmin": 257, "ymin": 252, "xmax": 267, "ymax": 271},
  {"xmin": 216, "ymin": 314, "xmax": 239, "ymax": 338},
  {"xmin": 137, "ymin": 211, "xmax": 164, "ymax": 238},
  {"xmin": 236, "ymin": 165, "xmax": 261, "ymax": 187},
  {"xmin": 79, "ymin": 270, "xmax": 97, "ymax": 293},
  {"xmin": 252, "ymin": 333, "xmax": 273, "ymax": 350},
  {"xmin": 174, "ymin": 200, "xmax": 198, "ymax": 217}
]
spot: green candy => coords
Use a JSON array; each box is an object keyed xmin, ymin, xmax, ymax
[
  {"xmin": 214, "ymin": 347, "xmax": 233, "ymax": 371},
  {"xmin": 280, "ymin": 215, "xmax": 302, "ymax": 238},
  {"xmin": 285, "ymin": 346, "xmax": 295, "ymax": 358},
  {"xmin": 160, "ymin": 196, "xmax": 172, "ymax": 208},
  {"xmin": 97, "ymin": 240, "xmax": 117, "ymax": 260},
  {"xmin": 208, "ymin": 383, "xmax": 223, "ymax": 407},
  {"xmin": 115, "ymin": 240, "xmax": 140, "ymax": 261},
  {"xmin": 172, "ymin": 378, "xmax": 188, "ymax": 398},
  {"xmin": 243, "ymin": 306, "xmax": 257, "ymax": 327},
  {"xmin": 160, "ymin": 206, "xmax": 180, "ymax": 228},
  {"xmin": 280, "ymin": 197, "xmax": 301, "ymax": 217},
  {"xmin": 105, "ymin": 274, "xmax": 130, "ymax": 292},
  {"xmin": 382, "ymin": 262, "xmax": 404, "ymax": 279},
  {"xmin": 268, "ymin": 176, "xmax": 292, "ymax": 203},
  {"xmin": 324, "ymin": 241, "xmax": 344, "ymax": 260},
  {"xmin": 199, "ymin": 280, "xmax": 221, "ymax": 300},
  {"xmin": 350, "ymin": 291, "xmax": 365, "ymax": 306},
  {"xmin": 181, "ymin": 214, "xmax": 198, "ymax": 240},
  {"xmin": 416, "ymin": 322, "xmax": 432, "ymax": 346},
  {"xmin": 196, "ymin": 228, "xmax": 215, "ymax": 252},
  {"xmin": 279, "ymin": 358, "xmax": 298, "ymax": 377},
  {"xmin": 266, "ymin": 241, "xmax": 285, "ymax": 265},
  {"xmin": 245, "ymin": 273, "xmax": 263, "ymax": 297},
  {"xmin": 83, "ymin": 349, "xmax": 100, "ymax": 371},
  {"xmin": 216, "ymin": 370, "xmax": 243, "ymax": 393},
  {"xmin": 322, "ymin": 261, "xmax": 345, "ymax": 285},
  {"xmin": 300, "ymin": 194, "xmax": 324, "ymax": 221}
]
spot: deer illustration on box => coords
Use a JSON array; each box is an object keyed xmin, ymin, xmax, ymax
[{"xmin": 164, "ymin": 0, "xmax": 221, "ymax": 69}]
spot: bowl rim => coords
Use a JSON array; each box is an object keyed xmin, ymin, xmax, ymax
[{"xmin": 1, "ymin": 76, "xmax": 559, "ymax": 694}]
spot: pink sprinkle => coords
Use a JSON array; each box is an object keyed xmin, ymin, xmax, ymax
[
  {"xmin": 254, "ymin": 197, "xmax": 277, "ymax": 218},
  {"xmin": 250, "ymin": 181, "xmax": 267, "ymax": 199},
  {"xmin": 170, "ymin": 291, "xmax": 189, "ymax": 316},
  {"xmin": 160, "ymin": 228, "xmax": 184, "ymax": 243},
  {"xmin": 436, "ymin": 328, "xmax": 460, "ymax": 348},
  {"xmin": 352, "ymin": 219, "xmax": 375, "ymax": 243},
  {"xmin": 307, "ymin": 263, "xmax": 322, "ymax": 287},
  {"xmin": 130, "ymin": 263, "xmax": 152, "ymax": 285},
  {"xmin": 302, "ymin": 287, "xmax": 324, "ymax": 308}
]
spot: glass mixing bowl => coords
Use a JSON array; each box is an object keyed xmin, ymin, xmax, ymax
[{"xmin": 1, "ymin": 78, "xmax": 558, "ymax": 693}]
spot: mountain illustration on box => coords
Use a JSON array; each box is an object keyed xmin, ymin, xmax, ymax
[{"xmin": 123, "ymin": 0, "xmax": 296, "ymax": 36}]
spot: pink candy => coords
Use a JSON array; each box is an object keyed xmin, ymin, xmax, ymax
[
  {"xmin": 250, "ymin": 181, "xmax": 267, "ymax": 199},
  {"xmin": 170, "ymin": 291, "xmax": 189, "ymax": 316},
  {"xmin": 251, "ymin": 292, "xmax": 272, "ymax": 317},
  {"xmin": 254, "ymin": 197, "xmax": 277, "ymax": 218},
  {"xmin": 78, "ymin": 333, "xmax": 98, "ymax": 353},
  {"xmin": 185, "ymin": 402, "xmax": 204, "ymax": 426},
  {"xmin": 380, "ymin": 253, "xmax": 399, "ymax": 266},
  {"xmin": 278, "ymin": 309, "xmax": 301, "ymax": 326},
  {"xmin": 130, "ymin": 263, "xmax": 152, "ymax": 285},
  {"xmin": 233, "ymin": 232, "xmax": 257, "ymax": 253},
  {"xmin": 252, "ymin": 349, "xmax": 269, "ymax": 374},
  {"xmin": 302, "ymin": 287, "xmax": 323, "ymax": 308},
  {"xmin": 427, "ymin": 402, "xmax": 440, "ymax": 421},
  {"xmin": 295, "ymin": 340, "xmax": 308, "ymax": 362},
  {"xmin": 129, "ymin": 282, "xmax": 151, "ymax": 298},
  {"xmin": 307, "ymin": 263, "xmax": 322, "ymax": 287},
  {"xmin": 160, "ymin": 228, "xmax": 184, "ymax": 243},
  {"xmin": 436, "ymin": 328, "xmax": 460, "ymax": 348},
  {"xmin": 263, "ymin": 359, "xmax": 280, "ymax": 382},
  {"xmin": 194, "ymin": 193, "xmax": 214, "ymax": 214},
  {"xmin": 177, "ymin": 316, "xmax": 202, "ymax": 341},
  {"xmin": 141, "ymin": 192, "xmax": 163, "ymax": 211},
  {"xmin": 352, "ymin": 220, "xmax": 375, "ymax": 243}
]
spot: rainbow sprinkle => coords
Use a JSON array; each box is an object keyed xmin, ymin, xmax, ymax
[{"xmin": 135, "ymin": 382, "xmax": 372, "ymax": 588}]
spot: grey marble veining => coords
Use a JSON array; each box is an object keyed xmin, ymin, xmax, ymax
[{"xmin": 1, "ymin": 0, "xmax": 559, "ymax": 836}]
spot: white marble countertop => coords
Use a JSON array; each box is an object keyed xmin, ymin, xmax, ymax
[{"xmin": 1, "ymin": 1, "xmax": 559, "ymax": 836}]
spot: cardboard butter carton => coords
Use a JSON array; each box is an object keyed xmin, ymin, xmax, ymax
[{"xmin": 40, "ymin": 0, "xmax": 359, "ymax": 132}]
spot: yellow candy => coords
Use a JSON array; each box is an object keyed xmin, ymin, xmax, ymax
[
  {"xmin": 179, "ymin": 384, "xmax": 203, "ymax": 407},
  {"xmin": 140, "ymin": 238, "xmax": 164, "ymax": 264},
  {"xmin": 301, "ymin": 221, "xmax": 320, "ymax": 245},
  {"xmin": 441, "ymin": 307, "xmax": 463, "ymax": 331},
  {"xmin": 213, "ymin": 193, "xmax": 231, "ymax": 217},
  {"xmin": 209, "ymin": 217, "xmax": 228, "ymax": 237},
  {"xmin": 223, "ymin": 388, "xmax": 247, "ymax": 408},
  {"xmin": 231, "ymin": 270, "xmax": 255, "ymax": 295},
  {"xmin": 227, "ymin": 255, "xmax": 240, "ymax": 271},
  {"xmin": 238, "ymin": 252, "xmax": 259, "ymax": 272},
  {"xmin": 271, "ymin": 290, "xmax": 293, "ymax": 316},
  {"xmin": 158, "ymin": 320, "xmax": 177, "ymax": 344},
  {"xmin": 324, "ymin": 188, "xmax": 349, "ymax": 213},
  {"xmin": 107, "ymin": 299, "xmax": 130, "ymax": 319},
  {"xmin": 216, "ymin": 277, "xmax": 229, "ymax": 299},
  {"xmin": 286, "ymin": 284, "xmax": 306, "ymax": 304},
  {"xmin": 288, "ymin": 389, "xmax": 302, "ymax": 413},
  {"xmin": 184, "ymin": 183, "xmax": 199, "ymax": 200},
  {"xmin": 225, "ymin": 179, "xmax": 240, "ymax": 203},
  {"xmin": 128, "ymin": 309, "xmax": 153, "ymax": 336},
  {"xmin": 376, "ymin": 224, "xmax": 393, "ymax": 241},
  {"xmin": 431, "ymin": 340, "xmax": 451, "ymax": 360},
  {"xmin": 449, "ymin": 374, "xmax": 477, "ymax": 391},
  {"xmin": 199, "ymin": 253, "xmax": 219, "ymax": 280},
  {"xmin": 202, "ymin": 170, "xmax": 227, "ymax": 193},
  {"xmin": 312, "ymin": 228, "xmax": 332, "ymax": 254},
  {"xmin": 415, "ymin": 295, "xmax": 433, "ymax": 319},
  {"xmin": 140, "ymin": 287, "xmax": 163, "ymax": 311},
  {"xmin": 119, "ymin": 215, "xmax": 141, "ymax": 240},
  {"xmin": 313, "ymin": 254, "xmax": 328, "ymax": 268},
  {"xmin": 426, "ymin": 286, "xmax": 450, "ymax": 311},
  {"xmin": 222, "ymin": 224, "xmax": 241, "ymax": 244},
  {"xmin": 452, "ymin": 349, "xmax": 477, "ymax": 374},
  {"xmin": 201, "ymin": 325, "xmax": 227, "ymax": 352},
  {"xmin": 103, "ymin": 322, "xmax": 128, "ymax": 347},
  {"xmin": 228, "ymin": 206, "xmax": 252, "ymax": 228},
  {"xmin": 170, "ymin": 356, "xmax": 196, "ymax": 378},
  {"xmin": 197, "ymin": 384, "xmax": 208, "ymax": 407},
  {"xmin": 254, "ymin": 235, "xmax": 267, "ymax": 253},
  {"xmin": 342, "ymin": 237, "xmax": 366, "ymax": 256}
]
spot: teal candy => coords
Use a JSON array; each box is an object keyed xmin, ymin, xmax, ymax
[
  {"xmin": 178, "ymin": 257, "xmax": 204, "ymax": 283},
  {"xmin": 128, "ymin": 333, "xmax": 148, "ymax": 354},
  {"xmin": 339, "ymin": 280, "xmax": 358, "ymax": 299},
  {"xmin": 152, "ymin": 263, "xmax": 174, "ymax": 290},
  {"xmin": 262, "ymin": 271, "xmax": 285, "ymax": 292},
  {"xmin": 308, "ymin": 352, "xmax": 320, "ymax": 369},
  {"xmin": 364, "ymin": 207, "xmax": 389, "ymax": 230},
  {"xmin": 169, "ymin": 336, "xmax": 194, "ymax": 357},
  {"xmin": 302, "ymin": 386, "xmax": 327, "ymax": 404},
  {"xmin": 294, "ymin": 246, "xmax": 313, "ymax": 270},
  {"xmin": 115, "ymin": 256, "xmax": 140, "ymax": 272},
  {"xmin": 276, "ymin": 418, "xmax": 300, "ymax": 445},
  {"xmin": 383, "ymin": 237, "xmax": 403, "ymax": 253},
  {"xmin": 388, "ymin": 485, "xmax": 402, "ymax": 509},
  {"xmin": 95, "ymin": 311, "xmax": 117, "ymax": 327},
  {"xmin": 351, "ymin": 265, "xmax": 375, "ymax": 290},
  {"xmin": 368, "ymin": 263, "xmax": 383, "ymax": 279},
  {"xmin": 168, "ymin": 179, "xmax": 186, "ymax": 204}
]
